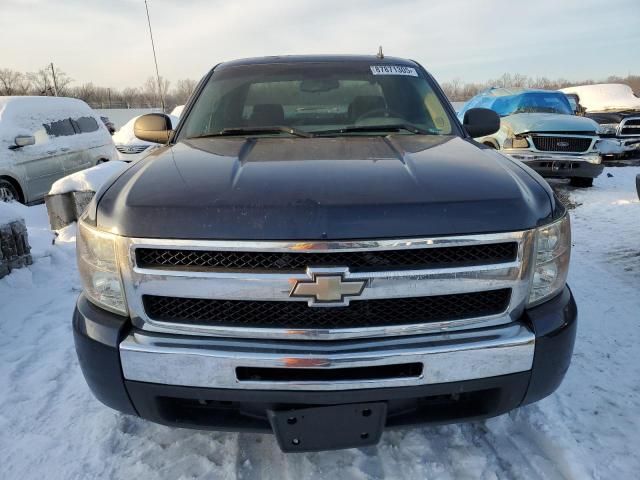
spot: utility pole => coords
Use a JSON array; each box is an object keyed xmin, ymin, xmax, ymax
[
  {"xmin": 50, "ymin": 62, "xmax": 59, "ymax": 96},
  {"xmin": 145, "ymin": 0, "xmax": 165, "ymax": 112},
  {"xmin": 108, "ymin": 88, "xmax": 112, "ymax": 108}
]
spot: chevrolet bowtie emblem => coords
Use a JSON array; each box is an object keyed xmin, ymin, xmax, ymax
[{"xmin": 290, "ymin": 268, "xmax": 366, "ymax": 307}]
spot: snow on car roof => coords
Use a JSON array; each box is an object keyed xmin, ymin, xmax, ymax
[
  {"xmin": 0, "ymin": 96, "xmax": 96, "ymax": 134},
  {"xmin": 170, "ymin": 105, "xmax": 184, "ymax": 117},
  {"xmin": 0, "ymin": 96, "xmax": 111, "ymax": 154},
  {"xmin": 559, "ymin": 84, "xmax": 640, "ymax": 112}
]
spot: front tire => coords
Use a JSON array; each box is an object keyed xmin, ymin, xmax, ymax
[
  {"xmin": 0, "ymin": 179, "xmax": 21, "ymax": 203},
  {"xmin": 569, "ymin": 177, "xmax": 594, "ymax": 188}
]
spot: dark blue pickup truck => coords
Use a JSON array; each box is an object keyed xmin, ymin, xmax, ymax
[{"xmin": 73, "ymin": 55, "xmax": 576, "ymax": 452}]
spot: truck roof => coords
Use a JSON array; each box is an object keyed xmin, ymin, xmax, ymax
[
  {"xmin": 216, "ymin": 54, "xmax": 420, "ymax": 70},
  {"xmin": 478, "ymin": 87, "xmax": 565, "ymax": 97}
]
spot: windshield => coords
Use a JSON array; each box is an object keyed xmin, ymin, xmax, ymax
[
  {"xmin": 489, "ymin": 92, "xmax": 574, "ymax": 116},
  {"xmin": 179, "ymin": 62, "xmax": 455, "ymax": 138}
]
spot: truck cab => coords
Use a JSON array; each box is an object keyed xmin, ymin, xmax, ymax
[{"xmin": 73, "ymin": 55, "xmax": 576, "ymax": 453}]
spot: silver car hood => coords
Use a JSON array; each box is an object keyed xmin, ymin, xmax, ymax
[{"xmin": 503, "ymin": 113, "xmax": 599, "ymax": 134}]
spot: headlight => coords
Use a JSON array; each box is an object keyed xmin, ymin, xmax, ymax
[
  {"xmin": 503, "ymin": 137, "xmax": 530, "ymax": 149},
  {"xmin": 77, "ymin": 221, "xmax": 127, "ymax": 315},
  {"xmin": 598, "ymin": 123, "xmax": 619, "ymax": 135},
  {"xmin": 527, "ymin": 214, "xmax": 571, "ymax": 307}
]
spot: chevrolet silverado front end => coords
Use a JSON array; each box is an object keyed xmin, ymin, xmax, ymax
[{"xmin": 73, "ymin": 55, "xmax": 577, "ymax": 452}]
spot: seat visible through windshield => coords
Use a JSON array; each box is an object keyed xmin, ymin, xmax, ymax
[{"xmin": 180, "ymin": 62, "xmax": 454, "ymax": 138}]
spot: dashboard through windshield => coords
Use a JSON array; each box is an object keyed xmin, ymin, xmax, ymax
[{"xmin": 179, "ymin": 62, "xmax": 455, "ymax": 138}]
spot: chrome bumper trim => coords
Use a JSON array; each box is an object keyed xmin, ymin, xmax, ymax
[
  {"xmin": 503, "ymin": 151, "xmax": 601, "ymax": 164},
  {"xmin": 119, "ymin": 323, "xmax": 535, "ymax": 390},
  {"xmin": 117, "ymin": 231, "xmax": 535, "ymax": 340}
]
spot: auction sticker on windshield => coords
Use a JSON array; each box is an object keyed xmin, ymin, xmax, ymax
[{"xmin": 370, "ymin": 65, "xmax": 418, "ymax": 76}]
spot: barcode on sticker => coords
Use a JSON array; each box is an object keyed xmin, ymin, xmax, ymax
[{"xmin": 370, "ymin": 65, "xmax": 418, "ymax": 76}]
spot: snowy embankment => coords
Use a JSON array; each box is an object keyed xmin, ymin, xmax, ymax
[{"xmin": 1, "ymin": 168, "xmax": 639, "ymax": 479}]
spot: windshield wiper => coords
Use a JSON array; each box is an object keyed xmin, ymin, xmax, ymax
[
  {"xmin": 189, "ymin": 126, "xmax": 313, "ymax": 139},
  {"xmin": 312, "ymin": 124, "xmax": 438, "ymax": 136}
]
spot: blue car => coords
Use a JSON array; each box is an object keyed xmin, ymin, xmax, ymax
[{"xmin": 459, "ymin": 88, "xmax": 603, "ymax": 187}]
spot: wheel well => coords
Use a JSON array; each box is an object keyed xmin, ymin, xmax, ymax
[
  {"xmin": 0, "ymin": 175, "xmax": 25, "ymax": 203},
  {"xmin": 483, "ymin": 140, "xmax": 499, "ymax": 149}
]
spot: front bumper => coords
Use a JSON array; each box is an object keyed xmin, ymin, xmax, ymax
[
  {"xmin": 597, "ymin": 136, "xmax": 640, "ymax": 155},
  {"xmin": 503, "ymin": 151, "xmax": 604, "ymax": 179},
  {"xmin": 73, "ymin": 286, "xmax": 577, "ymax": 436}
]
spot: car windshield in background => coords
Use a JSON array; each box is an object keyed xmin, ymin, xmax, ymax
[
  {"xmin": 180, "ymin": 62, "xmax": 454, "ymax": 138},
  {"xmin": 489, "ymin": 92, "xmax": 573, "ymax": 116}
]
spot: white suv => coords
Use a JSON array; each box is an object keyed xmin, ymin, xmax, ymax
[{"xmin": 0, "ymin": 96, "xmax": 116, "ymax": 203}]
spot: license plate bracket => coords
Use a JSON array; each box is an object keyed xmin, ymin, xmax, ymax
[{"xmin": 268, "ymin": 402, "xmax": 387, "ymax": 452}]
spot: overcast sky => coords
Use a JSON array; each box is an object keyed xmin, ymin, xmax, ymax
[{"xmin": 1, "ymin": 0, "xmax": 638, "ymax": 89}]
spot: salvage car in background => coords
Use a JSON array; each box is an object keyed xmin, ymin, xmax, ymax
[
  {"xmin": 458, "ymin": 88, "xmax": 603, "ymax": 187},
  {"xmin": 560, "ymin": 84, "xmax": 640, "ymax": 158},
  {"xmin": 0, "ymin": 96, "xmax": 117, "ymax": 203},
  {"xmin": 113, "ymin": 113, "xmax": 179, "ymax": 162}
]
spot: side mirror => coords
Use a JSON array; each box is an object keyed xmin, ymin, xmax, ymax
[
  {"xmin": 9, "ymin": 135, "xmax": 35, "ymax": 150},
  {"xmin": 133, "ymin": 113, "xmax": 173, "ymax": 143},
  {"xmin": 463, "ymin": 108, "xmax": 500, "ymax": 138}
]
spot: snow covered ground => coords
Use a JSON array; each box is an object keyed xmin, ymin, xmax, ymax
[{"xmin": 1, "ymin": 167, "xmax": 639, "ymax": 479}]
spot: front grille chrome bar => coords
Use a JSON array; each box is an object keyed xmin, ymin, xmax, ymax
[{"xmin": 117, "ymin": 231, "xmax": 535, "ymax": 340}]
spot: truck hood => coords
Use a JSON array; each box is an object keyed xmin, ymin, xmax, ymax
[
  {"xmin": 503, "ymin": 113, "xmax": 598, "ymax": 135},
  {"xmin": 96, "ymin": 135, "xmax": 557, "ymax": 240}
]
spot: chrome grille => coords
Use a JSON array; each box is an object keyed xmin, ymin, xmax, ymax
[
  {"xmin": 531, "ymin": 136, "xmax": 592, "ymax": 152},
  {"xmin": 143, "ymin": 289, "xmax": 512, "ymax": 329},
  {"xmin": 118, "ymin": 231, "xmax": 535, "ymax": 340},
  {"xmin": 620, "ymin": 117, "xmax": 640, "ymax": 137},
  {"xmin": 136, "ymin": 242, "xmax": 518, "ymax": 272},
  {"xmin": 116, "ymin": 144, "xmax": 149, "ymax": 154}
]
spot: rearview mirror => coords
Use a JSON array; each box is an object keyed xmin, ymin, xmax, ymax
[
  {"xmin": 9, "ymin": 135, "xmax": 35, "ymax": 150},
  {"xmin": 134, "ymin": 113, "xmax": 173, "ymax": 143},
  {"xmin": 463, "ymin": 108, "xmax": 500, "ymax": 138}
]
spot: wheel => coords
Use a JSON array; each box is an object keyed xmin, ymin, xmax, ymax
[
  {"xmin": 0, "ymin": 179, "xmax": 20, "ymax": 203},
  {"xmin": 569, "ymin": 177, "xmax": 593, "ymax": 188}
]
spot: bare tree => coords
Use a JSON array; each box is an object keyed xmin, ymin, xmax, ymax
[
  {"xmin": 74, "ymin": 82, "xmax": 98, "ymax": 104},
  {"xmin": 118, "ymin": 87, "xmax": 138, "ymax": 108},
  {"xmin": 26, "ymin": 65, "xmax": 73, "ymax": 96},
  {"xmin": 173, "ymin": 78, "xmax": 198, "ymax": 104},
  {"xmin": 2, "ymin": 65, "xmax": 638, "ymax": 105},
  {"xmin": 27, "ymin": 69, "xmax": 52, "ymax": 95},
  {"xmin": 0, "ymin": 69, "xmax": 30, "ymax": 95},
  {"xmin": 141, "ymin": 76, "xmax": 170, "ymax": 108}
]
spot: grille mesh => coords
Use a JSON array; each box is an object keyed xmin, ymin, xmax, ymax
[
  {"xmin": 136, "ymin": 243, "xmax": 518, "ymax": 272},
  {"xmin": 116, "ymin": 145, "xmax": 149, "ymax": 154},
  {"xmin": 620, "ymin": 118, "xmax": 640, "ymax": 137},
  {"xmin": 143, "ymin": 289, "xmax": 511, "ymax": 329},
  {"xmin": 531, "ymin": 136, "xmax": 592, "ymax": 152}
]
